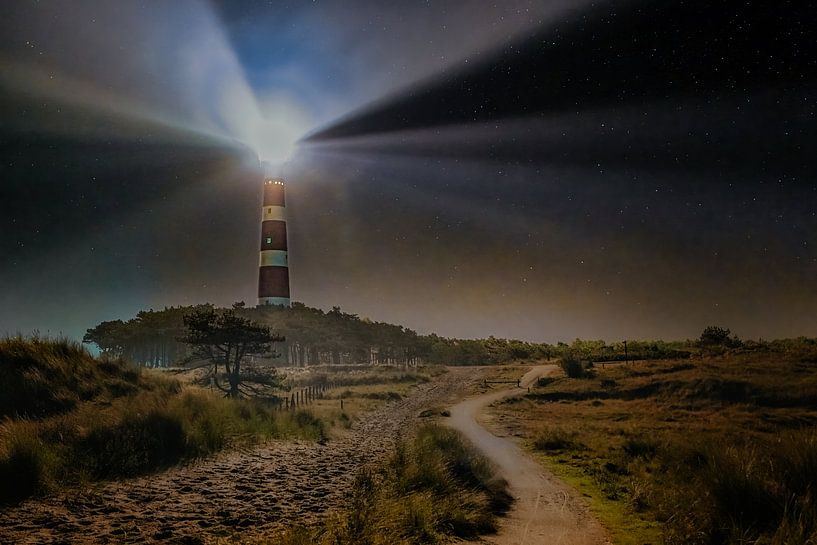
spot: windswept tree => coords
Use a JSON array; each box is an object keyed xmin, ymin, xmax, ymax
[{"xmin": 182, "ymin": 308, "xmax": 284, "ymax": 398}]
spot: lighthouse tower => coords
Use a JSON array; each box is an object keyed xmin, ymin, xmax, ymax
[{"xmin": 258, "ymin": 177, "xmax": 290, "ymax": 306}]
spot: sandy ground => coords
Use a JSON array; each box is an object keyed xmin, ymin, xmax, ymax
[
  {"xmin": 0, "ymin": 369, "xmax": 478, "ymax": 545},
  {"xmin": 447, "ymin": 366, "xmax": 610, "ymax": 545}
]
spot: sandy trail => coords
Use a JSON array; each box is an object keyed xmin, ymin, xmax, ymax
[
  {"xmin": 0, "ymin": 369, "xmax": 476, "ymax": 545},
  {"xmin": 447, "ymin": 366, "xmax": 609, "ymax": 545}
]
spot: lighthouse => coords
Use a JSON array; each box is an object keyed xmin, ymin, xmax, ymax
[{"xmin": 258, "ymin": 177, "xmax": 290, "ymax": 306}]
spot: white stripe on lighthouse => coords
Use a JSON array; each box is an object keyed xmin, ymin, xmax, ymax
[
  {"xmin": 258, "ymin": 296, "xmax": 290, "ymax": 307},
  {"xmin": 263, "ymin": 206, "xmax": 286, "ymax": 221},
  {"xmin": 259, "ymin": 250, "xmax": 288, "ymax": 267}
]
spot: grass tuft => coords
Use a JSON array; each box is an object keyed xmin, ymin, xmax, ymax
[
  {"xmin": 533, "ymin": 428, "xmax": 584, "ymax": 452},
  {"xmin": 0, "ymin": 419, "xmax": 59, "ymax": 502},
  {"xmin": 271, "ymin": 424, "xmax": 509, "ymax": 545}
]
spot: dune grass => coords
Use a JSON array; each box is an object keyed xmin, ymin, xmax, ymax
[
  {"xmin": 0, "ymin": 335, "xmax": 147, "ymax": 419},
  {"xmin": 0, "ymin": 337, "xmax": 326, "ymax": 504},
  {"xmin": 0, "ymin": 337, "xmax": 436, "ymax": 506},
  {"xmin": 497, "ymin": 349, "xmax": 817, "ymax": 544},
  {"xmin": 270, "ymin": 424, "xmax": 511, "ymax": 545}
]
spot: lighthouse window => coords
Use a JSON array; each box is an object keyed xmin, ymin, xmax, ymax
[{"xmin": 266, "ymin": 237, "xmax": 272, "ymax": 244}]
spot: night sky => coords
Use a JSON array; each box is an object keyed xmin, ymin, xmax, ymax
[{"xmin": 1, "ymin": 0, "xmax": 815, "ymax": 342}]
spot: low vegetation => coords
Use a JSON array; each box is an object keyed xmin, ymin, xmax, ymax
[
  {"xmin": 286, "ymin": 364, "xmax": 435, "ymax": 388},
  {"xmin": 0, "ymin": 337, "xmax": 324, "ymax": 504},
  {"xmin": 559, "ymin": 353, "xmax": 590, "ymax": 378},
  {"xmin": 0, "ymin": 335, "xmax": 145, "ymax": 419},
  {"xmin": 499, "ymin": 341, "xmax": 817, "ymax": 544},
  {"xmin": 0, "ymin": 336, "xmax": 432, "ymax": 506},
  {"xmin": 272, "ymin": 424, "xmax": 511, "ymax": 545},
  {"xmin": 87, "ymin": 304, "xmax": 762, "ymax": 368}
]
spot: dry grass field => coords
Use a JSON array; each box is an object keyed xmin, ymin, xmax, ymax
[{"xmin": 490, "ymin": 346, "xmax": 817, "ymax": 545}]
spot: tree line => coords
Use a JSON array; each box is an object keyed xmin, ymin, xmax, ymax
[
  {"xmin": 83, "ymin": 303, "xmax": 427, "ymax": 368},
  {"xmin": 83, "ymin": 303, "xmax": 816, "ymax": 368}
]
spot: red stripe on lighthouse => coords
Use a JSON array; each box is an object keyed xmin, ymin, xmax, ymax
[
  {"xmin": 263, "ymin": 183, "xmax": 285, "ymax": 206},
  {"xmin": 258, "ymin": 265, "xmax": 290, "ymax": 298},
  {"xmin": 260, "ymin": 220, "xmax": 287, "ymax": 251}
]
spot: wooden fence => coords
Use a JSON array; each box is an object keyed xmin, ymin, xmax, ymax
[{"xmin": 272, "ymin": 382, "xmax": 343, "ymax": 410}]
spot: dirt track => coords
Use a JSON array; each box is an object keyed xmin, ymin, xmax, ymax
[
  {"xmin": 448, "ymin": 366, "xmax": 610, "ymax": 545},
  {"xmin": 0, "ymin": 369, "xmax": 476, "ymax": 545}
]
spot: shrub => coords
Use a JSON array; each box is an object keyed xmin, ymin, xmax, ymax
[
  {"xmin": 537, "ymin": 376, "xmax": 556, "ymax": 387},
  {"xmin": 560, "ymin": 354, "xmax": 587, "ymax": 378},
  {"xmin": 699, "ymin": 325, "xmax": 742, "ymax": 349},
  {"xmin": 699, "ymin": 325, "xmax": 731, "ymax": 345}
]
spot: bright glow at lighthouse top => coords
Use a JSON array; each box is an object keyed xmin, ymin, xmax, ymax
[{"xmin": 248, "ymin": 112, "xmax": 309, "ymax": 163}]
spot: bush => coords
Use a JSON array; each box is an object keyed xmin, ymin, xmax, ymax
[
  {"xmin": 560, "ymin": 354, "xmax": 587, "ymax": 378},
  {"xmin": 699, "ymin": 325, "xmax": 741, "ymax": 348}
]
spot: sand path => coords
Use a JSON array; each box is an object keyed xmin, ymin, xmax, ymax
[
  {"xmin": 0, "ymin": 369, "xmax": 476, "ymax": 545},
  {"xmin": 447, "ymin": 366, "xmax": 610, "ymax": 545}
]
